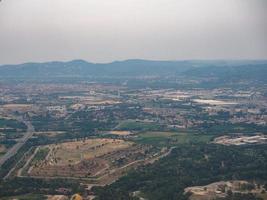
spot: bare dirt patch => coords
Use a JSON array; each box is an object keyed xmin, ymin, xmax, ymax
[
  {"xmin": 193, "ymin": 99, "xmax": 237, "ymax": 105},
  {"xmin": 185, "ymin": 180, "xmax": 266, "ymax": 200},
  {"xmin": 2, "ymin": 104, "xmax": 33, "ymax": 112},
  {"xmin": 213, "ymin": 135, "xmax": 267, "ymax": 146},
  {"xmin": 107, "ymin": 131, "xmax": 133, "ymax": 136},
  {"xmin": 0, "ymin": 145, "xmax": 6, "ymax": 153}
]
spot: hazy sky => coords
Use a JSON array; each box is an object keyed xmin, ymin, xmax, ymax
[{"xmin": 0, "ymin": 0, "xmax": 266, "ymax": 64}]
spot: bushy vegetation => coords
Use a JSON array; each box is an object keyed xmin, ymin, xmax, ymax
[
  {"xmin": 0, "ymin": 178, "xmax": 83, "ymax": 197},
  {"xmin": 0, "ymin": 119, "xmax": 27, "ymax": 130},
  {"xmin": 133, "ymin": 132, "xmax": 213, "ymax": 147},
  {"xmin": 93, "ymin": 144, "xmax": 267, "ymax": 200},
  {"xmin": 116, "ymin": 120, "xmax": 164, "ymax": 132},
  {"xmin": 0, "ymin": 193, "xmax": 47, "ymax": 200},
  {"xmin": 0, "ymin": 118, "xmax": 27, "ymax": 139}
]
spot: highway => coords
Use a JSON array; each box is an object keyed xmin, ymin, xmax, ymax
[{"xmin": 0, "ymin": 119, "xmax": 34, "ymax": 168}]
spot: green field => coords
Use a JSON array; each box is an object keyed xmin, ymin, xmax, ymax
[
  {"xmin": 31, "ymin": 147, "xmax": 50, "ymax": 165},
  {"xmin": 0, "ymin": 152, "xmax": 6, "ymax": 158},
  {"xmin": 116, "ymin": 120, "xmax": 163, "ymax": 131},
  {"xmin": 134, "ymin": 131, "xmax": 214, "ymax": 146}
]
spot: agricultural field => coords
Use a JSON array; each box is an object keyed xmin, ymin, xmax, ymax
[
  {"xmin": 1, "ymin": 104, "xmax": 33, "ymax": 111},
  {"xmin": 33, "ymin": 131, "xmax": 66, "ymax": 138},
  {"xmin": 105, "ymin": 131, "xmax": 133, "ymax": 136},
  {"xmin": 0, "ymin": 144, "xmax": 6, "ymax": 158},
  {"xmin": 134, "ymin": 131, "xmax": 214, "ymax": 146},
  {"xmin": 115, "ymin": 120, "xmax": 163, "ymax": 131}
]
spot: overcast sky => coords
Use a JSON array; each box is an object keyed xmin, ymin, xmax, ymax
[{"xmin": 0, "ymin": 0, "xmax": 266, "ymax": 64}]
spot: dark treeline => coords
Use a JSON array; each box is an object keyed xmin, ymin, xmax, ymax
[
  {"xmin": 0, "ymin": 177, "xmax": 83, "ymax": 197},
  {"xmin": 93, "ymin": 144, "xmax": 267, "ymax": 200}
]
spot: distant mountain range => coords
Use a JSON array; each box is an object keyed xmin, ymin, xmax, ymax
[
  {"xmin": 0, "ymin": 59, "xmax": 267, "ymax": 82},
  {"xmin": 0, "ymin": 59, "xmax": 196, "ymax": 78}
]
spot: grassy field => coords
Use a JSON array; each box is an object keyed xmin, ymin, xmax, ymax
[
  {"xmin": 0, "ymin": 152, "xmax": 6, "ymax": 158},
  {"xmin": 106, "ymin": 131, "xmax": 132, "ymax": 136},
  {"xmin": 134, "ymin": 131, "xmax": 214, "ymax": 146},
  {"xmin": 0, "ymin": 144, "xmax": 6, "ymax": 158},
  {"xmin": 31, "ymin": 147, "xmax": 50, "ymax": 165},
  {"xmin": 33, "ymin": 131, "xmax": 66, "ymax": 138},
  {"xmin": 0, "ymin": 144, "xmax": 6, "ymax": 153},
  {"xmin": 115, "ymin": 120, "xmax": 163, "ymax": 131}
]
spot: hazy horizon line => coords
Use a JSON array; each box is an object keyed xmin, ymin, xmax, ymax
[{"xmin": 2, "ymin": 58, "xmax": 267, "ymax": 66}]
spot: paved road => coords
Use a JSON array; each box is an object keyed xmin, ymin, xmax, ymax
[{"xmin": 0, "ymin": 119, "xmax": 34, "ymax": 168}]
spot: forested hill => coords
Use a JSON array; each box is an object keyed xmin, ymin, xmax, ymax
[
  {"xmin": 183, "ymin": 63, "xmax": 267, "ymax": 82},
  {"xmin": 0, "ymin": 59, "xmax": 192, "ymax": 78},
  {"xmin": 0, "ymin": 60, "xmax": 267, "ymax": 80}
]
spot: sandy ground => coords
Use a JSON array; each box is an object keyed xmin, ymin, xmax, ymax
[
  {"xmin": 185, "ymin": 180, "xmax": 266, "ymax": 200},
  {"xmin": 193, "ymin": 99, "xmax": 237, "ymax": 105},
  {"xmin": 108, "ymin": 131, "xmax": 132, "ymax": 136},
  {"xmin": 0, "ymin": 145, "xmax": 6, "ymax": 153}
]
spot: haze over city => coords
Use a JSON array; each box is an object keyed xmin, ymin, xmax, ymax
[{"xmin": 0, "ymin": 1, "xmax": 267, "ymax": 200}]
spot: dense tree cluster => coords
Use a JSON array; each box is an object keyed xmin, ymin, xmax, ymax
[
  {"xmin": 93, "ymin": 144, "xmax": 267, "ymax": 200},
  {"xmin": 0, "ymin": 178, "xmax": 83, "ymax": 197}
]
